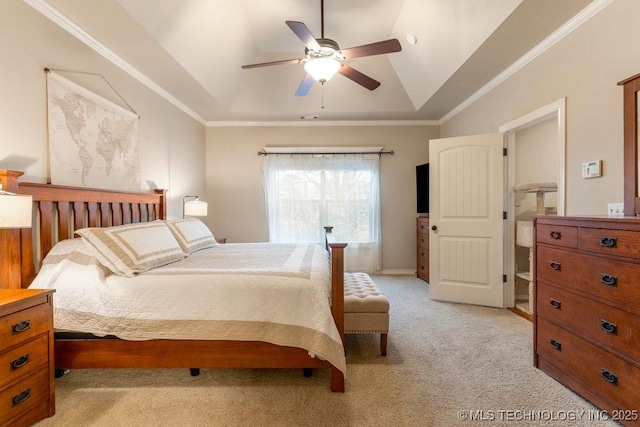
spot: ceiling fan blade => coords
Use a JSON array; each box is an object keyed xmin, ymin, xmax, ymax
[
  {"xmin": 340, "ymin": 39, "xmax": 402, "ymax": 60},
  {"xmin": 286, "ymin": 21, "xmax": 321, "ymax": 51},
  {"xmin": 241, "ymin": 58, "xmax": 303, "ymax": 69},
  {"xmin": 338, "ymin": 65, "xmax": 380, "ymax": 91},
  {"xmin": 295, "ymin": 74, "xmax": 315, "ymax": 97}
]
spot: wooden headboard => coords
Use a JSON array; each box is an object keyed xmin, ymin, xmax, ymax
[{"xmin": 0, "ymin": 170, "xmax": 166, "ymax": 289}]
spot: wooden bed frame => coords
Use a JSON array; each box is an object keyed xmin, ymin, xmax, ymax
[{"xmin": 0, "ymin": 170, "xmax": 346, "ymax": 392}]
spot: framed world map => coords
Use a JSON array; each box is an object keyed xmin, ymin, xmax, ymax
[{"xmin": 46, "ymin": 71, "xmax": 141, "ymax": 191}]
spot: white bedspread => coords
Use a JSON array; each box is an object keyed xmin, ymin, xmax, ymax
[{"xmin": 29, "ymin": 239, "xmax": 346, "ymax": 374}]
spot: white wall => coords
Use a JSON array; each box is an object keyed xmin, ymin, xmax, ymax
[
  {"xmin": 0, "ymin": 0, "xmax": 206, "ymax": 219},
  {"xmin": 441, "ymin": 0, "xmax": 640, "ymax": 215},
  {"xmin": 206, "ymin": 125, "xmax": 438, "ymax": 272}
]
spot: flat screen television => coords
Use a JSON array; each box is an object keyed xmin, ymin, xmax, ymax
[{"xmin": 416, "ymin": 163, "xmax": 429, "ymax": 215}]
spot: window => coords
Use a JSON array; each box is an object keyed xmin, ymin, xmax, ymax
[{"xmin": 263, "ymin": 153, "xmax": 381, "ymax": 273}]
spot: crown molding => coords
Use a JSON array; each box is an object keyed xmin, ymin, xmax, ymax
[
  {"xmin": 439, "ymin": 0, "xmax": 614, "ymax": 124},
  {"xmin": 23, "ymin": 0, "xmax": 207, "ymax": 125},
  {"xmin": 206, "ymin": 120, "xmax": 438, "ymax": 127}
]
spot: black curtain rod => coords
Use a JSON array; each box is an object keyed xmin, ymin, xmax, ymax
[{"xmin": 258, "ymin": 150, "xmax": 394, "ymax": 156}]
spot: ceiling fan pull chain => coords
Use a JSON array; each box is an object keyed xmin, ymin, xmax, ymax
[{"xmin": 321, "ymin": 83, "xmax": 325, "ymax": 109}]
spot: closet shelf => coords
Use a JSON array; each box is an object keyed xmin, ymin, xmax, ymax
[{"xmin": 515, "ymin": 271, "xmax": 532, "ymax": 282}]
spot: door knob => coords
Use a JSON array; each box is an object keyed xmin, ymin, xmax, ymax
[{"xmin": 431, "ymin": 225, "xmax": 437, "ymax": 231}]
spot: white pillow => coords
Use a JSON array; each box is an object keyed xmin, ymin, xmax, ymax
[
  {"xmin": 164, "ymin": 218, "xmax": 218, "ymax": 255},
  {"xmin": 75, "ymin": 221, "xmax": 185, "ymax": 277}
]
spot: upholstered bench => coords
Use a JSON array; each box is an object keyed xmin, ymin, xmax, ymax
[{"xmin": 343, "ymin": 272, "xmax": 390, "ymax": 356}]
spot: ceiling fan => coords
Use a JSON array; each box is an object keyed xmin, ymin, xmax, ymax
[{"xmin": 241, "ymin": 0, "xmax": 402, "ymax": 97}]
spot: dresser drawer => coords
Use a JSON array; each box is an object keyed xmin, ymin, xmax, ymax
[
  {"xmin": 536, "ymin": 246, "xmax": 640, "ymax": 310},
  {"xmin": 0, "ymin": 303, "xmax": 51, "ymax": 351},
  {"xmin": 536, "ymin": 224, "xmax": 577, "ymax": 249},
  {"xmin": 0, "ymin": 368, "xmax": 50, "ymax": 426},
  {"xmin": 417, "ymin": 218, "xmax": 429, "ymax": 236},
  {"xmin": 0, "ymin": 334, "xmax": 50, "ymax": 390},
  {"xmin": 417, "ymin": 233, "xmax": 429, "ymax": 248},
  {"xmin": 417, "ymin": 246, "xmax": 428, "ymax": 265},
  {"xmin": 537, "ymin": 317, "xmax": 640, "ymax": 411},
  {"xmin": 537, "ymin": 284, "xmax": 640, "ymax": 361},
  {"xmin": 579, "ymin": 227, "xmax": 640, "ymax": 259}
]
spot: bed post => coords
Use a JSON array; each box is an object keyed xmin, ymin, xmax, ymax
[
  {"xmin": 154, "ymin": 189, "xmax": 167, "ymax": 219},
  {"xmin": 324, "ymin": 226, "xmax": 347, "ymax": 392},
  {"xmin": 0, "ymin": 170, "xmax": 26, "ymax": 289}
]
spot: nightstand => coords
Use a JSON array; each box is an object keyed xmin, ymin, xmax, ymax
[
  {"xmin": 0, "ymin": 289, "xmax": 55, "ymax": 426},
  {"xmin": 216, "ymin": 237, "xmax": 227, "ymax": 244}
]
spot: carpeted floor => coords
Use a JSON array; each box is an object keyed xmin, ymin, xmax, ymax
[{"xmin": 36, "ymin": 275, "xmax": 616, "ymax": 426}]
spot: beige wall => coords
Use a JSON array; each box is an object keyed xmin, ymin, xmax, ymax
[
  {"xmin": 441, "ymin": 0, "xmax": 640, "ymax": 215},
  {"xmin": 514, "ymin": 117, "xmax": 558, "ymax": 218},
  {"xmin": 0, "ymin": 0, "xmax": 206, "ymax": 219},
  {"xmin": 206, "ymin": 125, "xmax": 438, "ymax": 272}
]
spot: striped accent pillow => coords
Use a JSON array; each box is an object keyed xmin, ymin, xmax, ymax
[
  {"xmin": 75, "ymin": 221, "xmax": 185, "ymax": 277},
  {"xmin": 165, "ymin": 218, "xmax": 218, "ymax": 255}
]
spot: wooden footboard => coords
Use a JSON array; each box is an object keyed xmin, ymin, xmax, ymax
[{"xmin": 0, "ymin": 170, "xmax": 347, "ymax": 392}]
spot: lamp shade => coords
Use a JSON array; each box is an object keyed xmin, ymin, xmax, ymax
[
  {"xmin": 0, "ymin": 193, "xmax": 32, "ymax": 228},
  {"xmin": 184, "ymin": 199, "xmax": 208, "ymax": 217},
  {"xmin": 304, "ymin": 58, "xmax": 341, "ymax": 82}
]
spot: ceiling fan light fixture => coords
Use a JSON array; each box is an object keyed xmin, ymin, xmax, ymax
[{"xmin": 304, "ymin": 57, "xmax": 341, "ymax": 83}]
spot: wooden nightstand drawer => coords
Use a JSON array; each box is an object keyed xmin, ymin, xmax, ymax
[
  {"xmin": 0, "ymin": 289, "xmax": 55, "ymax": 426},
  {"xmin": 0, "ymin": 334, "xmax": 50, "ymax": 390},
  {"xmin": 0, "ymin": 368, "xmax": 50, "ymax": 426},
  {"xmin": 0, "ymin": 303, "xmax": 51, "ymax": 350},
  {"xmin": 537, "ymin": 317, "xmax": 640, "ymax": 412}
]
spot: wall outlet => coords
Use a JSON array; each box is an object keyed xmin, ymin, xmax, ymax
[{"xmin": 607, "ymin": 202, "xmax": 624, "ymax": 216}]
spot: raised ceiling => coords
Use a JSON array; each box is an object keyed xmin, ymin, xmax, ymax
[{"xmin": 35, "ymin": 0, "xmax": 596, "ymax": 123}]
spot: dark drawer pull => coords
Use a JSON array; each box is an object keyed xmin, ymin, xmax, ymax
[
  {"xmin": 12, "ymin": 388, "xmax": 31, "ymax": 406},
  {"xmin": 549, "ymin": 262, "xmax": 561, "ymax": 271},
  {"xmin": 601, "ymin": 368, "xmax": 618, "ymax": 385},
  {"xmin": 10, "ymin": 353, "xmax": 30, "ymax": 370},
  {"xmin": 550, "ymin": 231, "xmax": 561, "ymax": 240},
  {"xmin": 421, "ymin": 266, "xmax": 424, "ymax": 270},
  {"xmin": 599, "ymin": 237, "xmax": 617, "ymax": 248},
  {"xmin": 600, "ymin": 274, "xmax": 617, "ymax": 286},
  {"xmin": 12, "ymin": 319, "xmax": 31, "ymax": 334},
  {"xmin": 550, "ymin": 339, "xmax": 561, "ymax": 350},
  {"xmin": 549, "ymin": 299, "xmax": 561, "ymax": 310},
  {"xmin": 600, "ymin": 320, "xmax": 618, "ymax": 335},
  {"xmin": 420, "ymin": 252, "xmax": 424, "ymax": 256}
]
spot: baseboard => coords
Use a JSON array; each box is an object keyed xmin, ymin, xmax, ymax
[{"xmin": 377, "ymin": 269, "xmax": 416, "ymax": 276}]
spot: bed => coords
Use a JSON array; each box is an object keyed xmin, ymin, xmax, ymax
[{"xmin": 0, "ymin": 170, "xmax": 347, "ymax": 392}]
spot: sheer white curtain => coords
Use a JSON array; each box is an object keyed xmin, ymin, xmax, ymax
[{"xmin": 263, "ymin": 153, "xmax": 381, "ymax": 273}]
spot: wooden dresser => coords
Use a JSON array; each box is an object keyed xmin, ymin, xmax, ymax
[
  {"xmin": 534, "ymin": 216, "xmax": 640, "ymax": 425},
  {"xmin": 0, "ymin": 289, "xmax": 55, "ymax": 427},
  {"xmin": 417, "ymin": 217, "xmax": 429, "ymax": 282}
]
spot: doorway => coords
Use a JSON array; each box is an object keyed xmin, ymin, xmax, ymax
[{"xmin": 499, "ymin": 98, "xmax": 566, "ymax": 314}]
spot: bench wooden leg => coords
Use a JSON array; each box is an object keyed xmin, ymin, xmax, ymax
[{"xmin": 380, "ymin": 333, "xmax": 388, "ymax": 356}]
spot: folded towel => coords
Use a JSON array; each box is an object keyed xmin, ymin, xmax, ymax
[{"xmin": 514, "ymin": 182, "xmax": 557, "ymax": 193}]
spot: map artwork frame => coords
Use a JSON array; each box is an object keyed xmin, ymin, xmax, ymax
[{"xmin": 46, "ymin": 71, "xmax": 141, "ymax": 191}]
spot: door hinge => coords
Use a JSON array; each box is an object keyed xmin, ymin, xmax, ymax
[
  {"xmin": 503, "ymin": 211, "xmax": 507, "ymax": 220},
  {"xmin": 503, "ymin": 148, "xmax": 507, "ymax": 156},
  {"xmin": 503, "ymin": 274, "xmax": 507, "ymax": 283}
]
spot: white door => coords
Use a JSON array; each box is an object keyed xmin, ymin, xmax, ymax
[{"xmin": 429, "ymin": 133, "xmax": 505, "ymax": 308}]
